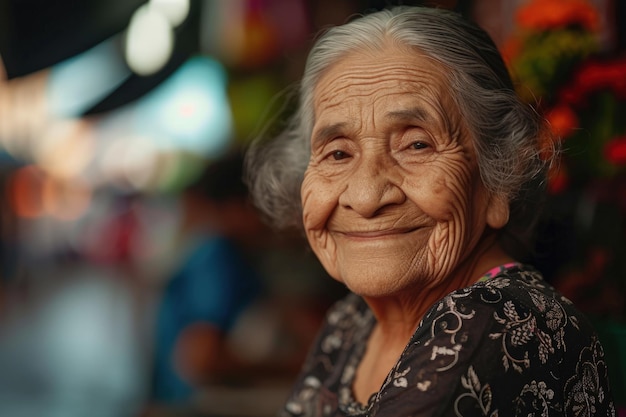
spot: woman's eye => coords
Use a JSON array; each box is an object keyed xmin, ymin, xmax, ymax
[
  {"xmin": 330, "ymin": 150, "xmax": 349, "ymax": 160},
  {"xmin": 411, "ymin": 141, "xmax": 429, "ymax": 150}
]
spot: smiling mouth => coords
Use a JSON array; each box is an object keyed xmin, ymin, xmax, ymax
[{"xmin": 337, "ymin": 227, "xmax": 421, "ymax": 239}]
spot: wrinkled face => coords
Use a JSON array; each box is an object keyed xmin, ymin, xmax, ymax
[{"xmin": 301, "ymin": 46, "xmax": 508, "ymax": 297}]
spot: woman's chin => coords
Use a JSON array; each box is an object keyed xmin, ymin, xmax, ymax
[{"xmin": 336, "ymin": 262, "xmax": 432, "ymax": 299}]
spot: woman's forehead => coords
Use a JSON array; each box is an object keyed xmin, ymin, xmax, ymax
[
  {"xmin": 315, "ymin": 48, "xmax": 449, "ymax": 100},
  {"xmin": 312, "ymin": 48, "xmax": 457, "ymax": 128}
]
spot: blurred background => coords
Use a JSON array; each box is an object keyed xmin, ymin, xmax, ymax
[{"xmin": 0, "ymin": 0, "xmax": 624, "ymax": 416}]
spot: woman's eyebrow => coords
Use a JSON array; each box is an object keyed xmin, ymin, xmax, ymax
[
  {"xmin": 385, "ymin": 107, "xmax": 430, "ymax": 123},
  {"xmin": 311, "ymin": 108, "xmax": 430, "ymax": 145},
  {"xmin": 311, "ymin": 122, "xmax": 347, "ymax": 147}
]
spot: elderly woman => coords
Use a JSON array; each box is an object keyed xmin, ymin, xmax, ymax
[{"xmin": 245, "ymin": 6, "xmax": 615, "ymax": 417}]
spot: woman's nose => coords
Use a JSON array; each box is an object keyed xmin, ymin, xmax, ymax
[{"xmin": 338, "ymin": 157, "xmax": 405, "ymax": 218}]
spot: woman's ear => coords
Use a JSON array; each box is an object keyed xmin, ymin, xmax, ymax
[{"xmin": 486, "ymin": 194, "xmax": 510, "ymax": 229}]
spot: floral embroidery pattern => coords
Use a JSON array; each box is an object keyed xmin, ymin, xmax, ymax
[
  {"xmin": 425, "ymin": 293, "xmax": 476, "ymax": 371},
  {"xmin": 279, "ymin": 265, "xmax": 615, "ymax": 417},
  {"xmin": 490, "ymin": 300, "xmax": 534, "ymax": 371},
  {"xmin": 564, "ymin": 339, "xmax": 614, "ymax": 417},
  {"xmin": 513, "ymin": 380, "xmax": 561, "ymax": 417},
  {"xmin": 454, "ymin": 366, "xmax": 498, "ymax": 417},
  {"xmin": 391, "ymin": 367, "xmax": 410, "ymax": 388}
]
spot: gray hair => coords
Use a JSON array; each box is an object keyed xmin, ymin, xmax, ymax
[{"xmin": 245, "ymin": 6, "xmax": 555, "ymax": 256}]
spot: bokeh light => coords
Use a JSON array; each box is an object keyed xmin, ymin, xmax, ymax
[
  {"xmin": 47, "ymin": 38, "xmax": 131, "ymax": 118},
  {"xmin": 125, "ymin": 4, "xmax": 174, "ymax": 76}
]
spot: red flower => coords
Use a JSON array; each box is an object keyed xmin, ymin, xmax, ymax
[
  {"xmin": 604, "ymin": 136, "xmax": 626, "ymax": 166},
  {"xmin": 516, "ymin": 0, "xmax": 599, "ymax": 31},
  {"xmin": 546, "ymin": 104, "xmax": 579, "ymax": 139},
  {"xmin": 561, "ymin": 58, "xmax": 626, "ymax": 105}
]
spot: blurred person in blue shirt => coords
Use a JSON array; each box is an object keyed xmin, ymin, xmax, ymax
[{"xmin": 150, "ymin": 150, "xmax": 265, "ymax": 405}]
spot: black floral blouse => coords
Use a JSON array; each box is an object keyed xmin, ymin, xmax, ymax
[{"xmin": 279, "ymin": 264, "xmax": 615, "ymax": 416}]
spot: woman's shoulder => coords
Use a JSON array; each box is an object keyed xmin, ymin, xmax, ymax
[
  {"xmin": 428, "ymin": 263, "xmax": 588, "ymax": 327},
  {"xmin": 385, "ymin": 264, "xmax": 615, "ymax": 416},
  {"xmin": 282, "ymin": 292, "xmax": 375, "ymax": 413},
  {"xmin": 491, "ymin": 265, "xmax": 591, "ymax": 325},
  {"xmin": 415, "ymin": 263, "xmax": 603, "ymax": 376}
]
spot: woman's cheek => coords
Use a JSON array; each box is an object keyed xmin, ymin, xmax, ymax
[
  {"xmin": 301, "ymin": 172, "xmax": 342, "ymax": 280},
  {"xmin": 301, "ymin": 171, "xmax": 340, "ymax": 227},
  {"xmin": 410, "ymin": 165, "xmax": 473, "ymax": 220},
  {"xmin": 301, "ymin": 173, "xmax": 324, "ymax": 229}
]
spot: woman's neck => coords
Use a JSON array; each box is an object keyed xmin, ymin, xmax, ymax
[{"xmin": 352, "ymin": 239, "xmax": 514, "ymax": 404}]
